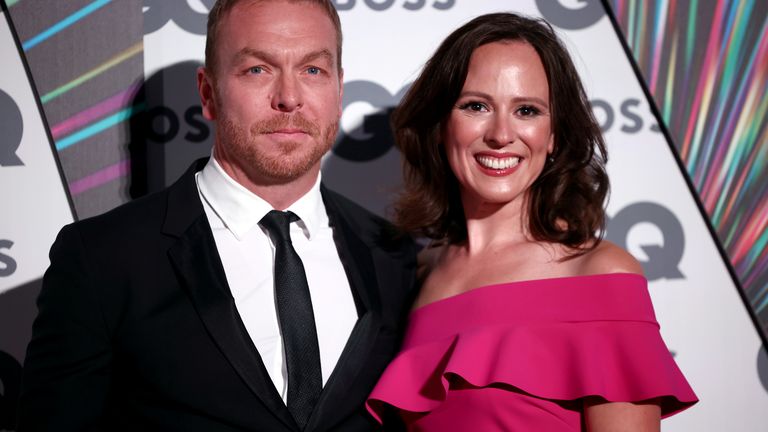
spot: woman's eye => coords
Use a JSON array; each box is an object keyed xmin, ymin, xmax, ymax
[
  {"xmin": 248, "ymin": 66, "xmax": 263, "ymax": 74},
  {"xmin": 459, "ymin": 102, "xmax": 487, "ymax": 112},
  {"xmin": 517, "ymin": 105, "xmax": 540, "ymax": 116}
]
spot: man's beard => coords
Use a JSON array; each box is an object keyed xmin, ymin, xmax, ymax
[{"xmin": 218, "ymin": 112, "xmax": 338, "ymax": 185}]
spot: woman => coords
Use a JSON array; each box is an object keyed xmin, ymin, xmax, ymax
[{"xmin": 367, "ymin": 12, "xmax": 697, "ymax": 431}]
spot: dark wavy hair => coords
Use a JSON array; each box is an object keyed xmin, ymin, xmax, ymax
[
  {"xmin": 393, "ymin": 12, "xmax": 609, "ymax": 252},
  {"xmin": 204, "ymin": 0, "xmax": 342, "ymax": 75}
]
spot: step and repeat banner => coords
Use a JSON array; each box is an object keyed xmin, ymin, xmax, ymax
[
  {"xmin": 1, "ymin": 1, "xmax": 766, "ymax": 430},
  {"xmin": 0, "ymin": 5, "xmax": 75, "ymax": 427}
]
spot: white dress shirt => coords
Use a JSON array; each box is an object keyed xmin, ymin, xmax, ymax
[{"xmin": 196, "ymin": 157, "xmax": 358, "ymax": 402}]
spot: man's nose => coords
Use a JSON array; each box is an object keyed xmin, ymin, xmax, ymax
[{"xmin": 271, "ymin": 73, "xmax": 302, "ymax": 112}]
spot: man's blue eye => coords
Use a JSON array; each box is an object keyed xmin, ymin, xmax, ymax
[{"xmin": 307, "ymin": 67, "xmax": 321, "ymax": 75}]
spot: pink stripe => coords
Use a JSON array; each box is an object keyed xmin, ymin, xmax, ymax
[
  {"xmin": 69, "ymin": 159, "xmax": 130, "ymax": 195},
  {"xmin": 702, "ymin": 28, "xmax": 768, "ymax": 206},
  {"xmin": 648, "ymin": 0, "xmax": 672, "ymax": 92},
  {"xmin": 50, "ymin": 85, "xmax": 140, "ymax": 139},
  {"xmin": 731, "ymin": 202, "xmax": 768, "ymax": 263},
  {"xmin": 617, "ymin": 0, "xmax": 625, "ymax": 22},
  {"xmin": 680, "ymin": 1, "xmax": 726, "ymax": 162}
]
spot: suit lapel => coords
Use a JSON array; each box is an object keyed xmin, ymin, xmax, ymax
[
  {"xmin": 304, "ymin": 187, "xmax": 387, "ymax": 431},
  {"xmin": 163, "ymin": 160, "xmax": 298, "ymax": 431}
]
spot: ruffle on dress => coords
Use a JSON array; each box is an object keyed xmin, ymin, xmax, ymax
[{"xmin": 366, "ymin": 274, "xmax": 697, "ymax": 424}]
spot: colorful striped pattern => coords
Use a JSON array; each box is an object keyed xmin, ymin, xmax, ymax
[
  {"xmin": 610, "ymin": 0, "xmax": 768, "ymax": 333},
  {"xmin": 21, "ymin": 0, "xmax": 110, "ymax": 51},
  {"xmin": 68, "ymin": 159, "xmax": 131, "ymax": 195},
  {"xmin": 14, "ymin": 0, "xmax": 144, "ymax": 196}
]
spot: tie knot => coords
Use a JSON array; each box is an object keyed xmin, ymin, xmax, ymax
[{"xmin": 260, "ymin": 210, "xmax": 299, "ymax": 240}]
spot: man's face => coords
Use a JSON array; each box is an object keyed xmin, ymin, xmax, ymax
[{"xmin": 198, "ymin": 0, "xmax": 343, "ymax": 187}]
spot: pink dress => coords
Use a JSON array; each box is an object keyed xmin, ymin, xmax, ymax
[{"xmin": 367, "ymin": 273, "xmax": 697, "ymax": 431}]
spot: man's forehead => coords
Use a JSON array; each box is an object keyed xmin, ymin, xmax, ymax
[
  {"xmin": 223, "ymin": 1, "xmax": 337, "ymax": 40},
  {"xmin": 223, "ymin": 4, "xmax": 337, "ymax": 48},
  {"xmin": 227, "ymin": 0, "xmax": 331, "ymax": 24}
]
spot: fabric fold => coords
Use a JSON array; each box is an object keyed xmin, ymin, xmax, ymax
[{"xmin": 366, "ymin": 274, "xmax": 697, "ymax": 427}]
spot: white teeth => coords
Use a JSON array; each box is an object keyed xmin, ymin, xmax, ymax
[{"xmin": 476, "ymin": 155, "xmax": 520, "ymax": 170}]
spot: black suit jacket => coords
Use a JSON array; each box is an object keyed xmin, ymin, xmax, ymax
[{"xmin": 18, "ymin": 160, "xmax": 418, "ymax": 431}]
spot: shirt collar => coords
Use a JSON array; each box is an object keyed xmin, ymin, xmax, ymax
[{"xmin": 197, "ymin": 156, "xmax": 326, "ymax": 241}]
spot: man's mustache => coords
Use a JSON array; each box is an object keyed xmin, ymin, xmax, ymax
[{"xmin": 250, "ymin": 113, "xmax": 321, "ymax": 137}]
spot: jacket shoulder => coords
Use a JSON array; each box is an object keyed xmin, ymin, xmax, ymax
[
  {"xmin": 67, "ymin": 159, "xmax": 204, "ymax": 244},
  {"xmin": 67, "ymin": 188, "xmax": 171, "ymax": 243},
  {"xmin": 321, "ymin": 186, "xmax": 417, "ymax": 256}
]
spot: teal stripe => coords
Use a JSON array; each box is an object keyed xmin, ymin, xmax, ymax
[
  {"xmin": 685, "ymin": 0, "xmax": 698, "ymax": 66},
  {"xmin": 22, "ymin": 0, "xmax": 111, "ymax": 51},
  {"xmin": 56, "ymin": 103, "xmax": 144, "ymax": 151}
]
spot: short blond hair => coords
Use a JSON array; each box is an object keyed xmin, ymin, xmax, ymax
[{"xmin": 204, "ymin": 0, "xmax": 343, "ymax": 75}]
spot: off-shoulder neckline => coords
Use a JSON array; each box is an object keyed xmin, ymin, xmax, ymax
[{"xmin": 410, "ymin": 272, "xmax": 646, "ymax": 316}]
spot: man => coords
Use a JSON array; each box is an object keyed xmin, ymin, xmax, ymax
[{"xmin": 17, "ymin": 1, "xmax": 417, "ymax": 430}]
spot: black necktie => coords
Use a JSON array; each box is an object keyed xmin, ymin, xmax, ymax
[{"xmin": 260, "ymin": 210, "xmax": 322, "ymax": 429}]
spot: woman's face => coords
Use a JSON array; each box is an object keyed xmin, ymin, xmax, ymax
[{"xmin": 444, "ymin": 40, "xmax": 553, "ymax": 211}]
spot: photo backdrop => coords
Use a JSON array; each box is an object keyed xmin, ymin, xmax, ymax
[{"xmin": 1, "ymin": 1, "xmax": 766, "ymax": 430}]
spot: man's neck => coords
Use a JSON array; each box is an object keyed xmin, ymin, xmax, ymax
[{"xmin": 213, "ymin": 155, "xmax": 320, "ymax": 211}]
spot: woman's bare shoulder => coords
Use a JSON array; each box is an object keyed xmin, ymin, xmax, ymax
[{"xmin": 577, "ymin": 240, "xmax": 644, "ymax": 276}]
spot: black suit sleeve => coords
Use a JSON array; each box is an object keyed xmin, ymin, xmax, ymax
[{"xmin": 17, "ymin": 224, "xmax": 112, "ymax": 431}]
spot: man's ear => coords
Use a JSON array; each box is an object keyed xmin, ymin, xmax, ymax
[{"xmin": 197, "ymin": 66, "xmax": 217, "ymax": 120}]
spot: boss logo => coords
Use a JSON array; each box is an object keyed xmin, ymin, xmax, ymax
[
  {"xmin": 332, "ymin": 0, "xmax": 455, "ymax": 11},
  {"xmin": 144, "ymin": 105, "xmax": 210, "ymax": 144},
  {"xmin": 0, "ymin": 240, "xmax": 17, "ymax": 278},
  {"xmin": 606, "ymin": 202, "xmax": 685, "ymax": 282},
  {"xmin": 536, "ymin": 0, "xmax": 604, "ymax": 30},
  {"xmin": 0, "ymin": 89, "xmax": 24, "ymax": 167},
  {"xmin": 590, "ymin": 98, "xmax": 661, "ymax": 135}
]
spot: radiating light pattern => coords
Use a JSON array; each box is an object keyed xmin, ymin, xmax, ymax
[
  {"xmin": 610, "ymin": 0, "xmax": 768, "ymax": 335},
  {"xmin": 68, "ymin": 159, "xmax": 130, "ymax": 195},
  {"xmin": 50, "ymin": 84, "xmax": 140, "ymax": 139},
  {"xmin": 8, "ymin": 0, "xmax": 145, "ymax": 215},
  {"xmin": 55, "ymin": 103, "xmax": 145, "ymax": 151},
  {"xmin": 21, "ymin": 0, "xmax": 111, "ymax": 51},
  {"xmin": 40, "ymin": 41, "xmax": 143, "ymax": 104}
]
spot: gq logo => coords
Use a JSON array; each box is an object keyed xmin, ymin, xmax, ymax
[
  {"xmin": 143, "ymin": 0, "xmax": 454, "ymax": 35},
  {"xmin": 143, "ymin": 0, "xmax": 214, "ymax": 35},
  {"xmin": 336, "ymin": 81, "xmax": 408, "ymax": 161},
  {"xmin": 536, "ymin": 0, "xmax": 604, "ymax": 30},
  {"xmin": 606, "ymin": 202, "xmax": 685, "ymax": 281},
  {"xmin": 0, "ymin": 89, "xmax": 24, "ymax": 167}
]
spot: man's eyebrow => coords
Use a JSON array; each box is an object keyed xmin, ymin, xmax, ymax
[
  {"xmin": 298, "ymin": 49, "xmax": 334, "ymax": 65},
  {"xmin": 232, "ymin": 48, "xmax": 334, "ymax": 66},
  {"xmin": 233, "ymin": 48, "xmax": 273, "ymax": 64}
]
